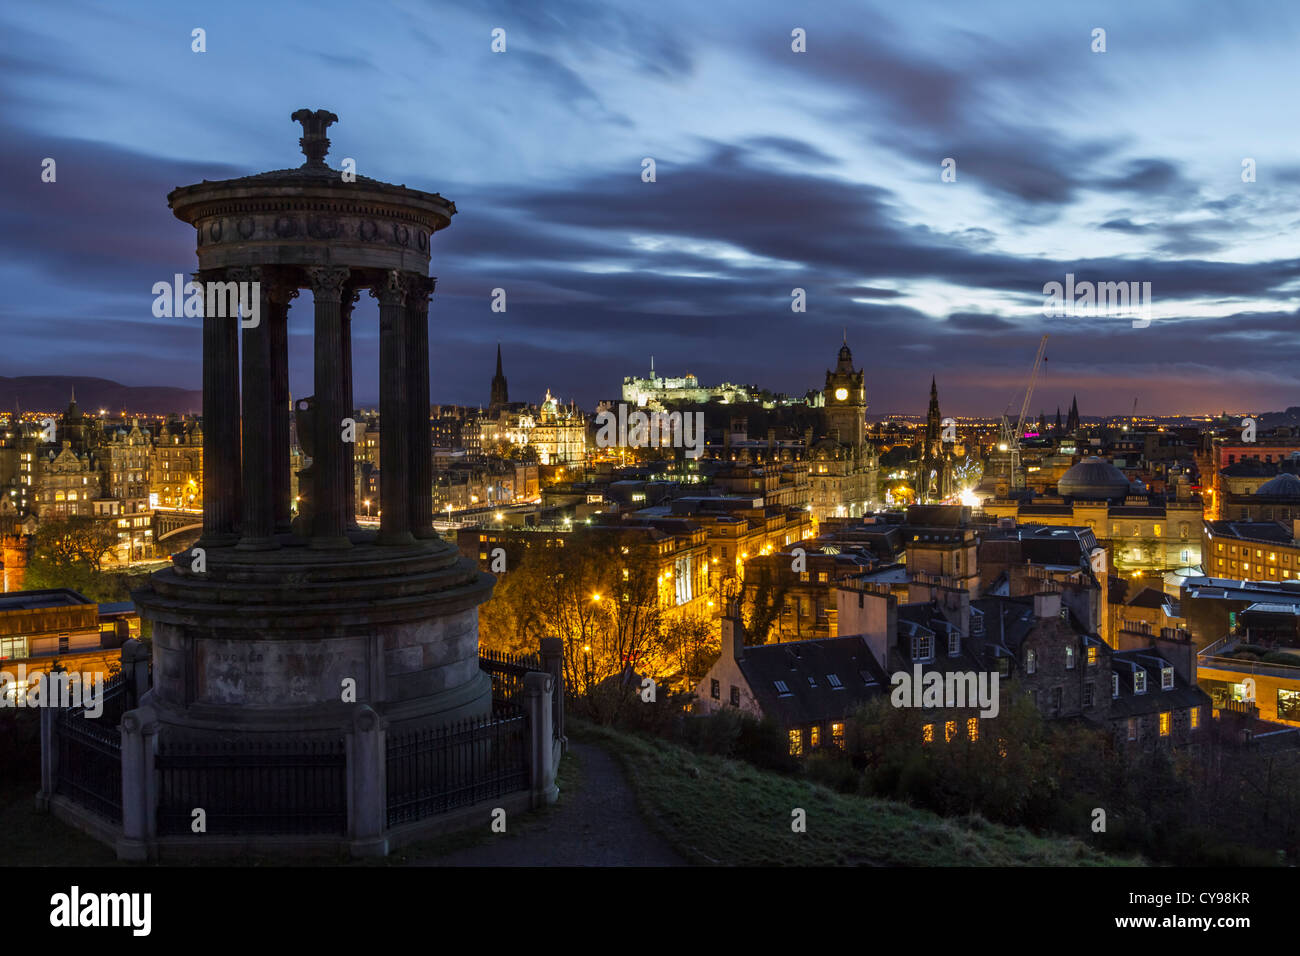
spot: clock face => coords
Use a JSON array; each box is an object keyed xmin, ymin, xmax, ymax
[{"xmin": 834, "ymin": 387, "xmax": 848, "ymax": 401}]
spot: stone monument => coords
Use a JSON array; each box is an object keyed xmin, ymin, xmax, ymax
[{"xmin": 133, "ymin": 109, "xmax": 495, "ymax": 738}]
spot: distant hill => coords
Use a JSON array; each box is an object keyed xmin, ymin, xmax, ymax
[
  {"xmin": 0, "ymin": 377, "xmax": 201, "ymax": 416},
  {"xmin": 1260, "ymin": 406, "xmax": 1300, "ymax": 429}
]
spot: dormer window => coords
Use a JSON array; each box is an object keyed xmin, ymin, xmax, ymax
[
  {"xmin": 911, "ymin": 633, "xmax": 933, "ymax": 662},
  {"xmin": 1026, "ymin": 649, "xmax": 1037, "ymax": 675},
  {"xmin": 1161, "ymin": 666, "xmax": 1174, "ymax": 690},
  {"xmin": 826, "ymin": 674, "xmax": 843, "ymax": 689},
  {"xmin": 947, "ymin": 631, "xmax": 960, "ymax": 656},
  {"xmin": 774, "ymin": 680, "xmax": 792, "ymax": 697},
  {"xmin": 1134, "ymin": 671, "xmax": 1147, "ymax": 694},
  {"xmin": 807, "ymin": 676, "xmax": 818, "ymax": 689}
]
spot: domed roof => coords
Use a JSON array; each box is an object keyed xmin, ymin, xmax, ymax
[
  {"xmin": 1256, "ymin": 473, "xmax": 1300, "ymax": 498},
  {"xmin": 1057, "ymin": 457, "xmax": 1131, "ymax": 500}
]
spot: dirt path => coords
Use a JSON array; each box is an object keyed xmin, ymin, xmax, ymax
[{"xmin": 414, "ymin": 740, "xmax": 686, "ymax": 867}]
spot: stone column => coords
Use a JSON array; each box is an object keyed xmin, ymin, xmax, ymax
[
  {"xmin": 372, "ymin": 271, "xmax": 413, "ymax": 546},
  {"xmin": 341, "ymin": 284, "xmax": 362, "ymax": 532},
  {"xmin": 268, "ymin": 280, "xmax": 299, "ymax": 534},
  {"xmin": 346, "ymin": 705, "xmax": 388, "ymax": 858},
  {"xmin": 116, "ymin": 705, "xmax": 159, "ymax": 862},
  {"xmin": 36, "ymin": 703, "xmax": 57, "ymax": 811},
  {"xmin": 540, "ymin": 636, "xmax": 566, "ymax": 753},
  {"xmin": 406, "ymin": 276, "xmax": 436, "ymax": 538},
  {"xmin": 523, "ymin": 671, "xmax": 559, "ymax": 808},
  {"xmin": 233, "ymin": 266, "xmax": 278, "ymax": 550},
  {"xmin": 306, "ymin": 266, "xmax": 353, "ymax": 549},
  {"xmin": 198, "ymin": 268, "xmax": 240, "ymax": 547}
]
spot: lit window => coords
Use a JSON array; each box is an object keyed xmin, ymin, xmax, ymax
[
  {"xmin": 922, "ymin": 723, "xmax": 934, "ymax": 744},
  {"xmin": 788, "ymin": 729, "xmax": 803, "ymax": 756},
  {"xmin": 1159, "ymin": 712, "xmax": 1171, "ymax": 737},
  {"xmin": 1190, "ymin": 706, "xmax": 1200, "ymax": 729},
  {"xmin": 1161, "ymin": 666, "xmax": 1174, "ymax": 690},
  {"xmin": 911, "ymin": 633, "xmax": 933, "ymax": 661},
  {"xmin": 1087, "ymin": 646, "xmax": 1098, "ymax": 666},
  {"xmin": 997, "ymin": 738, "xmax": 1007, "ymax": 758},
  {"xmin": 1127, "ymin": 717, "xmax": 1137, "ymax": 741},
  {"xmin": 832, "ymin": 722, "xmax": 844, "ymax": 747},
  {"xmin": 944, "ymin": 720, "xmax": 957, "ymax": 742},
  {"xmin": 966, "ymin": 717, "xmax": 979, "ymax": 741},
  {"xmin": 1026, "ymin": 649, "xmax": 1037, "ymax": 675},
  {"xmin": 809, "ymin": 725, "xmax": 820, "ymax": 748},
  {"xmin": 1066, "ymin": 646, "xmax": 1075, "ymax": 670},
  {"xmin": 1134, "ymin": 671, "xmax": 1146, "ymax": 694}
]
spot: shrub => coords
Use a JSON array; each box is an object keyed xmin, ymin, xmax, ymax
[
  {"xmin": 681, "ymin": 709, "xmax": 743, "ymax": 756},
  {"xmin": 735, "ymin": 715, "xmax": 799, "ymax": 774},
  {"xmin": 804, "ymin": 749, "xmax": 859, "ymax": 792}
]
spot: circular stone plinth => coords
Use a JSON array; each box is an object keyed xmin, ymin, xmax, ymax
[{"xmin": 132, "ymin": 533, "xmax": 496, "ymax": 728}]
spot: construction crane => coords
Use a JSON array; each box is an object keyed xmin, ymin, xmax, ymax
[{"xmin": 998, "ymin": 334, "xmax": 1048, "ymax": 490}]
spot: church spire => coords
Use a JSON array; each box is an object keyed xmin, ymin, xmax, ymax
[{"xmin": 490, "ymin": 344, "xmax": 509, "ymax": 413}]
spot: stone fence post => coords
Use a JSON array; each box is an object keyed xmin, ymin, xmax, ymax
[
  {"xmin": 117, "ymin": 705, "xmax": 159, "ymax": 861},
  {"xmin": 120, "ymin": 638, "xmax": 151, "ymax": 709},
  {"xmin": 540, "ymin": 636, "xmax": 566, "ymax": 752},
  {"xmin": 346, "ymin": 704, "xmax": 388, "ymax": 858},
  {"xmin": 36, "ymin": 704, "xmax": 57, "ymax": 812},
  {"xmin": 523, "ymin": 671, "xmax": 559, "ymax": 808}
]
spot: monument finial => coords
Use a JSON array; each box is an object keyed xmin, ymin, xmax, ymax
[{"xmin": 291, "ymin": 108, "xmax": 339, "ymax": 168}]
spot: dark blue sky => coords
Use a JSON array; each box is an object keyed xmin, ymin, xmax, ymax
[{"xmin": 3, "ymin": 0, "xmax": 1298, "ymax": 416}]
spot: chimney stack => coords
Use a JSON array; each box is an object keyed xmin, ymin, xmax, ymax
[
  {"xmin": 1033, "ymin": 590, "xmax": 1062, "ymax": 620},
  {"xmin": 722, "ymin": 607, "xmax": 746, "ymax": 661}
]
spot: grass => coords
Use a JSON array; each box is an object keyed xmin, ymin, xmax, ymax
[
  {"xmin": 571, "ymin": 720, "xmax": 1144, "ymax": 867},
  {"xmin": 0, "ymin": 776, "xmax": 121, "ymax": 867}
]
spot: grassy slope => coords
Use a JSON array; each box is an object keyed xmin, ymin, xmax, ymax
[{"xmin": 574, "ymin": 721, "xmax": 1143, "ymax": 867}]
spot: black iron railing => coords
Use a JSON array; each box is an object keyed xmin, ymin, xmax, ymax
[
  {"xmin": 479, "ymin": 649, "xmax": 543, "ymax": 708},
  {"xmin": 54, "ymin": 688, "xmax": 124, "ymax": 824},
  {"xmin": 385, "ymin": 705, "xmax": 529, "ymax": 827},
  {"xmin": 155, "ymin": 737, "xmax": 348, "ymax": 836}
]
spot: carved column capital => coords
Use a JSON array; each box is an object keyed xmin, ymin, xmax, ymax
[
  {"xmin": 225, "ymin": 265, "xmax": 263, "ymax": 285},
  {"xmin": 407, "ymin": 274, "xmax": 436, "ymax": 304},
  {"xmin": 306, "ymin": 265, "xmax": 352, "ymax": 300},
  {"xmin": 340, "ymin": 283, "xmax": 363, "ymax": 320},
  {"xmin": 265, "ymin": 281, "xmax": 300, "ymax": 309},
  {"xmin": 369, "ymin": 269, "xmax": 410, "ymax": 307}
]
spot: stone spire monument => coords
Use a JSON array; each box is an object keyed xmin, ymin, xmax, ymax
[{"xmin": 134, "ymin": 109, "xmax": 495, "ymax": 739}]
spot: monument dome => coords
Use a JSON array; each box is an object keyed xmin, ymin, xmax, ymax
[{"xmin": 1057, "ymin": 457, "xmax": 1132, "ymax": 501}]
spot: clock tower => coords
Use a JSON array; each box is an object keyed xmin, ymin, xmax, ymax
[{"xmin": 823, "ymin": 334, "xmax": 866, "ymax": 446}]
